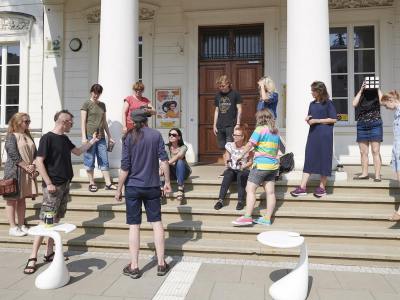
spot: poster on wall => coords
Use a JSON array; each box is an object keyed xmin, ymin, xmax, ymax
[{"xmin": 155, "ymin": 88, "xmax": 181, "ymax": 128}]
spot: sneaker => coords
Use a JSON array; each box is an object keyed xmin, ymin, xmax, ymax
[
  {"xmin": 236, "ymin": 201, "xmax": 245, "ymax": 210},
  {"xmin": 157, "ymin": 262, "xmax": 170, "ymax": 276},
  {"xmin": 9, "ymin": 226, "xmax": 27, "ymax": 237},
  {"xmin": 123, "ymin": 265, "xmax": 141, "ymax": 279},
  {"xmin": 290, "ymin": 187, "xmax": 307, "ymax": 197},
  {"xmin": 253, "ymin": 216, "xmax": 272, "ymax": 226},
  {"xmin": 19, "ymin": 225, "xmax": 29, "ymax": 234},
  {"xmin": 214, "ymin": 200, "xmax": 224, "ymax": 210},
  {"xmin": 232, "ymin": 216, "xmax": 253, "ymax": 226},
  {"xmin": 313, "ymin": 187, "xmax": 327, "ymax": 198}
]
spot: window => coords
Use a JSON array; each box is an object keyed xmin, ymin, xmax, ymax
[
  {"xmin": 138, "ymin": 36, "xmax": 143, "ymax": 81},
  {"xmin": 330, "ymin": 25, "xmax": 376, "ymax": 123},
  {"xmin": 0, "ymin": 43, "xmax": 20, "ymax": 126}
]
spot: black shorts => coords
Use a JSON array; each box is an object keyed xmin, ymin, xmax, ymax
[
  {"xmin": 125, "ymin": 186, "xmax": 161, "ymax": 225},
  {"xmin": 217, "ymin": 126, "xmax": 234, "ymax": 149}
]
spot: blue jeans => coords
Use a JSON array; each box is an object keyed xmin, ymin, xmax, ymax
[
  {"xmin": 169, "ymin": 159, "xmax": 191, "ymax": 186},
  {"xmin": 83, "ymin": 136, "xmax": 109, "ymax": 171}
]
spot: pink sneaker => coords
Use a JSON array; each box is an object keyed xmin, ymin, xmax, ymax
[{"xmin": 232, "ymin": 216, "xmax": 253, "ymax": 226}]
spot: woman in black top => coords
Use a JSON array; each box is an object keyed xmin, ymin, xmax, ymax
[{"xmin": 352, "ymin": 82, "xmax": 383, "ymax": 181}]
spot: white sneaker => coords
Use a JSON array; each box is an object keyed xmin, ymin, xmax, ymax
[
  {"xmin": 9, "ymin": 226, "xmax": 27, "ymax": 237},
  {"xmin": 19, "ymin": 225, "xmax": 29, "ymax": 234}
]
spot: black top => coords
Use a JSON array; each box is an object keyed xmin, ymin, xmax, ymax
[
  {"xmin": 214, "ymin": 89, "xmax": 242, "ymax": 128},
  {"xmin": 355, "ymin": 89, "xmax": 381, "ymax": 122},
  {"xmin": 37, "ymin": 132, "xmax": 76, "ymax": 186}
]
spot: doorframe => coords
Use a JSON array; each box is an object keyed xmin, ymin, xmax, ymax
[{"xmin": 184, "ymin": 7, "xmax": 280, "ymax": 162}]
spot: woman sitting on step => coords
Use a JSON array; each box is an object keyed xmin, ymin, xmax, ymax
[
  {"xmin": 160, "ymin": 128, "xmax": 191, "ymax": 201},
  {"xmin": 214, "ymin": 124, "xmax": 253, "ymax": 211}
]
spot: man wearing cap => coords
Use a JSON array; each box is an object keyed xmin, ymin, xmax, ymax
[{"xmin": 115, "ymin": 108, "xmax": 172, "ymax": 279}]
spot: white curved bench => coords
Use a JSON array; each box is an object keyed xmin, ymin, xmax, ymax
[
  {"xmin": 257, "ymin": 231, "xmax": 308, "ymax": 300},
  {"xmin": 28, "ymin": 223, "xmax": 76, "ymax": 289}
]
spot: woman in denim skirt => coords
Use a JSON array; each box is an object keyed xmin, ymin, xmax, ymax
[{"xmin": 353, "ymin": 82, "xmax": 383, "ymax": 182}]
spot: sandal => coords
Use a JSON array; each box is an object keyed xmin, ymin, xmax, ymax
[
  {"xmin": 23, "ymin": 258, "xmax": 37, "ymax": 274},
  {"xmin": 353, "ymin": 175, "xmax": 369, "ymax": 180},
  {"xmin": 104, "ymin": 183, "xmax": 117, "ymax": 190},
  {"xmin": 88, "ymin": 184, "xmax": 98, "ymax": 192},
  {"xmin": 176, "ymin": 186, "xmax": 185, "ymax": 201},
  {"xmin": 43, "ymin": 252, "xmax": 69, "ymax": 262},
  {"xmin": 389, "ymin": 211, "xmax": 400, "ymax": 221}
]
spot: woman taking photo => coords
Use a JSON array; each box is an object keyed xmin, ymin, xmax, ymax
[
  {"xmin": 81, "ymin": 83, "xmax": 116, "ymax": 192},
  {"xmin": 122, "ymin": 81, "xmax": 156, "ymax": 134},
  {"xmin": 257, "ymin": 76, "xmax": 278, "ymax": 118},
  {"xmin": 214, "ymin": 125, "xmax": 253, "ymax": 211},
  {"xmin": 160, "ymin": 128, "xmax": 191, "ymax": 201},
  {"xmin": 352, "ymin": 81, "xmax": 383, "ymax": 181},
  {"xmin": 4, "ymin": 113, "xmax": 38, "ymax": 236},
  {"xmin": 290, "ymin": 81, "xmax": 337, "ymax": 198}
]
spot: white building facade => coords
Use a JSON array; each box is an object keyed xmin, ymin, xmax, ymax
[{"xmin": 0, "ymin": 0, "xmax": 399, "ymax": 167}]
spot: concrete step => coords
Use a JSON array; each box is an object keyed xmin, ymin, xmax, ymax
[{"xmin": 1, "ymin": 229, "xmax": 399, "ymax": 267}]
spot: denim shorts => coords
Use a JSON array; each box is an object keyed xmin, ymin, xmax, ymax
[
  {"xmin": 125, "ymin": 186, "xmax": 161, "ymax": 225},
  {"xmin": 83, "ymin": 136, "xmax": 109, "ymax": 171},
  {"xmin": 248, "ymin": 168, "xmax": 278, "ymax": 185},
  {"xmin": 39, "ymin": 181, "xmax": 70, "ymax": 220},
  {"xmin": 356, "ymin": 120, "xmax": 383, "ymax": 143}
]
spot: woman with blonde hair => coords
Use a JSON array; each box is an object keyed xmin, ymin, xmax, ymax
[
  {"xmin": 232, "ymin": 109, "xmax": 280, "ymax": 226},
  {"xmin": 3, "ymin": 112, "xmax": 38, "ymax": 236},
  {"xmin": 257, "ymin": 76, "xmax": 278, "ymax": 118}
]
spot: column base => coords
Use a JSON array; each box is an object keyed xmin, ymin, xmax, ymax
[{"xmin": 282, "ymin": 170, "xmax": 348, "ymax": 181}]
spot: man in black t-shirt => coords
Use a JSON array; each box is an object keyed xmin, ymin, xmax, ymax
[
  {"xmin": 23, "ymin": 110, "xmax": 98, "ymax": 275},
  {"xmin": 213, "ymin": 75, "xmax": 242, "ymax": 150}
]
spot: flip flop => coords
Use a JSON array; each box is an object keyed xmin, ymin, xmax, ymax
[{"xmin": 104, "ymin": 183, "xmax": 117, "ymax": 190}]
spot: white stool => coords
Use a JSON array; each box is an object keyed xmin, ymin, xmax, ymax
[
  {"xmin": 28, "ymin": 223, "xmax": 76, "ymax": 289},
  {"xmin": 257, "ymin": 231, "xmax": 308, "ymax": 300}
]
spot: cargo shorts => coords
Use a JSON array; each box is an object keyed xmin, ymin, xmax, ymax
[{"xmin": 39, "ymin": 181, "xmax": 71, "ymax": 221}]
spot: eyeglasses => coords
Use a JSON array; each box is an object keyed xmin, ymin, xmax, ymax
[
  {"xmin": 23, "ymin": 120, "xmax": 31, "ymax": 124},
  {"xmin": 233, "ymin": 134, "xmax": 243, "ymax": 137},
  {"xmin": 169, "ymin": 133, "xmax": 178, "ymax": 137},
  {"xmin": 135, "ymin": 89, "xmax": 144, "ymax": 92},
  {"xmin": 63, "ymin": 119, "xmax": 73, "ymax": 125}
]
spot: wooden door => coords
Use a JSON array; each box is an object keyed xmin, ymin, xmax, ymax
[{"xmin": 198, "ymin": 60, "xmax": 262, "ymax": 163}]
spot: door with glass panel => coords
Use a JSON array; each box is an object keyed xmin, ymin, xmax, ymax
[
  {"xmin": 330, "ymin": 25, "xmax": 377, "ymax": 124},
  {"xmin": 0, "ymin": 43, "xmax": 20, "ymax": 126},
  {"xmin": 198, "ymin": 25, "xmax": 264, "ymax": 163}
]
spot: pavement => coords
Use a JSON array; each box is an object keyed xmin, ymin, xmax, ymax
[{"xmin": 0, "ymin": 248, "xmax": 399, "ymax": 300}]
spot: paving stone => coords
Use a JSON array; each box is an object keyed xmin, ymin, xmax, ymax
[
  {"xmin": 241, "ymin": 266, "xmax": 287, "ymax": 285},
  {"xmin": 103, "ymin": 274, "xmax": 165, "ymax": 298},
  {"xmin": 71, "ymin": 295, "xmax": 124, "ymax": 300},
  {"xmin": 308, "ymin": 270, "xmax": 341, "ymax": 289},
  {"xmin": 317, "ymin": 288, "xmax": 374, "ymax": 300},
  {"xmin": 210, "ymin": 282, "xmax": 264, "ymax": 300},
  {"xmin": 335, "ymin": 272, "xmax": 396, "ymax": 293},
  {"xmin": 16, "ymin": 290, "xmax": 75, "ymax": 300},
  {"xmin": 384, "ymin": 274, "xmax": 400, "ymax": 294},
  {"xmin": 0, "ymin": 288, "xmax": 25, "ymax": 300},
  {"xmin": 0, "ymin": 267, "xmax": 27, "ymax": 289},
  {"xmin": 370, "ymin": 292, "xmax": 400, "ymax": 300},
  {"xmin": 195, "ymin": 263, "xmax": 242, "ymax": 283},
  {"xmin": 0, "ymin": 252, "xmax": 27, "ymax": 268},
  {"xmin": 185, "ymin": 280, "xmax": 214, "ymax": 300}
]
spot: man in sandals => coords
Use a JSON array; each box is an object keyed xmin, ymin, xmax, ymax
[
  {"xmin": 115, "ymin": 109, "xmax": 172, "ymax": 279},
  {"xmin": 23, "ymin": 110, "xmax": 99, "ymax": 274}
]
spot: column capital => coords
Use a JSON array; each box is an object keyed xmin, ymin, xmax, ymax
[
  {"xmin": 84, "ymin": 2, "xmax": 159, "ymax": 24},
  {"xmin": 328, "ymin": 0, "xmax": 394, "ymax": 9}
]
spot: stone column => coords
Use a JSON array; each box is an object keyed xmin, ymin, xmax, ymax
[
  {"xmin": 98, "ymin": 0, "xmax": 138, "ymax": 168},
  {"xmin": 286, "ymin": 0, "xmax": 332, "ymax": 170}
]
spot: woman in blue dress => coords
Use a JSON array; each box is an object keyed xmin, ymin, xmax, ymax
[{"xmin": 291, "ymin": 81, "xmax": 337, "ymax": 198}]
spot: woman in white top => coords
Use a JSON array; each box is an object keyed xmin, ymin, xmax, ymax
[{"xmin": 214, "ymin": 125, "xmax": 253, "ymax": 211}]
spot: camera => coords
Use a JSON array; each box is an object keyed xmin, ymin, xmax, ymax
[{"xmin": 364, "ymin": 76, "xmax": 380, "ymax": 89}]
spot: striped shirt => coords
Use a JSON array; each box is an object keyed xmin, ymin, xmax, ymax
[{"xmin": 249, "ymin": 126, "xmax": 280, "ymax": 170}]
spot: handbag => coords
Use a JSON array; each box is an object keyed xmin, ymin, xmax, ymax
[
  {"xmin": 0, "ymin": 178, "xmax": 17, "ymax": 196},
  {"xmin": 279, "ymin": 152, "xmax": 294, "ymax": 174}
]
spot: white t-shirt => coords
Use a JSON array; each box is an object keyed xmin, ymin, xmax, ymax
[{"xmin": 225, "ymin": 142, "xmax": 249, "ymax": 170}]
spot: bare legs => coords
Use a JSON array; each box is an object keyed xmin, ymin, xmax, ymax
[
  {"xmin": 357, "ymin": 141, "xmax": 381, "ymax": 179},
  {"xmin": 129, "ymin": 221, "xmax": 165, "ymax": 270},
  {"xmin": 244, "ymin": 181, "xmax": 276, "ymax": 219},
  {"xmin": 6, "ymin": 198, "xmax": 26, "ymax": 228},
  {"xmin": 87, "ymin": 170, "xmax": 113, "ymax": 187}
]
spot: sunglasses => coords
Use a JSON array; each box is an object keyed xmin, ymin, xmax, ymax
[
  {"xmin": 232, "ymin": 134, "xmax": 243, "ymax": 137},
  {"xmin": 169, "ymin": 133, "xmax": 178, "ymax": 137},
  {"xmin": 23, "ymin": 120, "xmax": 31, "ymax": 124}
]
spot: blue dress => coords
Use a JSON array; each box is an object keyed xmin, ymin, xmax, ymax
[{"xmin": 303, "ymin": 100, "xmax": 337, "ymax": 176}]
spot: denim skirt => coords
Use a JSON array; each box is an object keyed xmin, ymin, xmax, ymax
[{"xmin": 356, "ymin": 120, "xmax": 383, "ymax": 142}]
